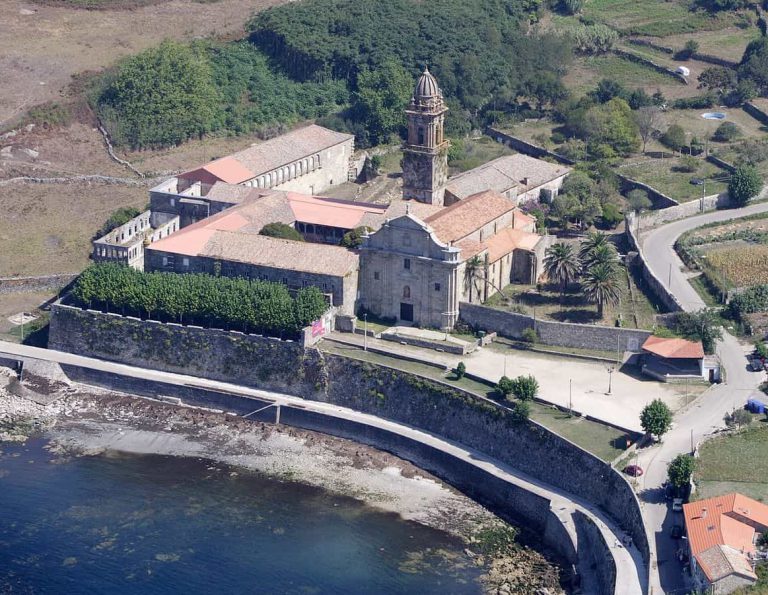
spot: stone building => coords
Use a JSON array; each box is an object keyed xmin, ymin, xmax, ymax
[
  {"xmin": 176, "ymin": 124, "xmax": 355, "ymax": 196},
  {"xmin": 444, "ymin": 154, "xmax": 571, "ymax": 206},
  {"xmin": 402, "ymin": 68, "xmax": 450, "ymax": 206},
  {"xmin": 92, "ymin": 210, "xmax": 180, "ymax": 269},
  {"xmin": 358, "ymin": 190, "xmax": 547, "ymax": 328},
  {"xmin": 144, "ymin": 195, "xmax": 360, "ymax": 313}
]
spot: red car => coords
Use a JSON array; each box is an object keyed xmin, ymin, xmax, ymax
[{"xmin": 624, "ymin": 465, "xmax": 644, "ymax": 477}]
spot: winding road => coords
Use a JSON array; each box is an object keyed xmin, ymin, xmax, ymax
[{"xmin": 637, "ymin": 200, "xmax": 768, "ymax": 594}]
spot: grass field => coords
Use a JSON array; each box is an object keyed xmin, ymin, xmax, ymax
[
  {"xmin": 320, "ymin": 342, "xmax": 630, "ymax": 461},
  {"xmin": 695, "ymin": 422, "xmax": 768, "ymax": 501},
  {"xmin": 563, "ymin": 54, "xmax": 684, "ymax": 98},
  {"xmin": 582, "ymin": 0, "xmax": 741, "ymax": 37},
  {"xmin": 702, "ymin": 243, "xmax": 768, "ymax": 288},
  {"xmin": 449, "ymin": 136, "xmax": 513, "ymax": 173},
  {"xmin": 485, "ymin": 268, "xmax": 661, "ymax": 330},
  {"xmin": 621, "ymin": 157, "xmax": 729, "ymax": 203},
  {"xmin": 663, "ymin": 27, "xmax": 756, "ymax": 63}
]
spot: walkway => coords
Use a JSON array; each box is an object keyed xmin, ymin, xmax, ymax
[
  {"xmin": 0, "ymin": 339, "xmax": 645, "ymax": 594},
  {"xmin": 638, "ymin": 203, "xmax": 768, "ymax": 594},
  {"xmin": 328, "ymin": 332, "xmax": 688, "ymax": 434}
]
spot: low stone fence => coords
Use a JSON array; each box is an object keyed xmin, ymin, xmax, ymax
[
  {"xmin": 745, "ymin": 102, "xmax": 768, "ymax": 127},
  {"xmin": 458, "ymin": 302, "xmax": 652, "ymax": 353},
  {"xmin": 380, "ymin": 331, "xmax": 474, "ymax": 355},
  {"xmin": 706, "ymin": 154, "xmax": 736, "ymax": 173},
  {"xmin": 0, "ymin": 273, "xmax": 78, "ymax": 295},
  {"xmin": 617, "ymin": 173, "xmax": 679, "ymax": 209},
  {"xmin": 485, "ymin": 126, "xmax": 575, "ymax": 166},
  {"xmin": 627, "ymin": 194, "xmax": 731, "ymax": 233},
  {"xmin": 46, "ymin": 302, "xmax": 650, "ymax": 589}
]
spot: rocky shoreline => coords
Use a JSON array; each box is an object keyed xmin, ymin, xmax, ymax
[{"xmin": 0, "ymin": 366, "xmax": 565, "ymax": 594}]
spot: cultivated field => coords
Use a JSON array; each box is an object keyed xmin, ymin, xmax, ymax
[
  {"xmin": 695, "ymin": 423, "xmax": 768, "ymax": 501},
  {"xmin": 702, "ymin": 243, "xmax": 768, "ymax": 288}
]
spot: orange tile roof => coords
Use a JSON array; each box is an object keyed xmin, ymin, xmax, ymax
[
  {"xmin": 486, "ymin": 228, "xmax": 541, "ymax": 262},
  {"xmin": 683, "ymin": 493, "xmax": 768, "ymax": 561},
  {"xmin": 285, "ymin": 192, "xmax": 387, "ymax": 229},
  {"xmin": 424, "ymin": 190, "xmax": 517, "ymax": 243},
  {"xmin": 696, "ymin": 545, "xmax": 757, "ymax": 583},
  {"xmin": 642, "ymin": 335, "xmax": 704, "ymax": 359}
]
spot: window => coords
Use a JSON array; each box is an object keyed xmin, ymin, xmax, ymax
[
  {"xmin": 170, "ymin": 198, "xmax": 175, "ymax": 207},
  {"xmin": 374, "ymin": 272, "xmax": 380, "ymax": 280},
  {"xmin": 183, "ymin": 257, "xmax": 189, "ymax": 267},
  {"xmin": 404, "ymin": 258, "xmax": 411, "ymax": 270},
  {"xmin": 417, "ymin": 127, "xmax": 425, "ymax": 145},
  {"xmin": 403, "ymin": 286, "xmax": 411, "ymax": 299},
  {"xmin": 434, "ymin": 283, "xmax": 441, "ymax": 291}
]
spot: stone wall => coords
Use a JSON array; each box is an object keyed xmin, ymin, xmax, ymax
[
  {"xmin": 628, "ymin": 194, "xmax": 731, "ymax": 232},
  {"xmin": 486, "ymin": 127, "xmax": 575, "ymax": 166},
  {"xmin": 0, "ymin": 273, "xmax": 78, "ymax": 295},
  {"xmin": 459, "ymin": 302, "xmax": 652, "ymax": 352},
  {"xmin": 612, "ymin": 49, "xmax": 688, "ymax": 84},
  {"xmin": 744, "ymin": 102, "xmax": 768, "ymax": 127},
  {"xmin": 47, "ymin": 302, "xmax": 650, "ymax": 584},
  {"xmin": 617, "ymin": 173, "xmax": 679, "ymax": 209}
]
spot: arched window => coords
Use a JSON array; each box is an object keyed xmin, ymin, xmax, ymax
[
  {"xmin": 266, "ymin": 173, "xmax": 272, "ymax": 187},
  {"xmin": 277, "ymin": 169, "xmax": 283, "ymax": 183},
  {"xmin": 417, "ymin": 127, "xmax": 425, "ymax": 145},
  {"xmin": 403, "ymin": 286, "xmax": 411, "ymax": 299},
  {"xmin": 290, "ymin": 164, "xmax": 296, "ymax": 178}
]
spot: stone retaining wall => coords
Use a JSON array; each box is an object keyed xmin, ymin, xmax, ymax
[
  {"xmin": 617, "ymin": 173, "xmax": 679, "ymax": 209},
  {"xmin": 745, "ymin": 102, "xmax": 768, "ymax": 127},
  {"xmin": 47, "ymin": 302, "xmax": 650, "ymax": 589},
  {"xmin": 0, "ymin": 273, "xmax": 78, "ymax": 295},
  {"xmin": 458, "ymin": 302, "xmax": 652, "ymax": 353},
  {"xmin": 612, "ymin": 49, "xmax": 688, "ymax": 84},
  {"xmin": 628, "ymin": 194, "xmax": 731, "ymax": 232}
]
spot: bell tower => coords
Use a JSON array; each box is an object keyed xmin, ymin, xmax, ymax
[{"xmin": 402, "ymin": 67, "xmax": 450, "ymax": 206}]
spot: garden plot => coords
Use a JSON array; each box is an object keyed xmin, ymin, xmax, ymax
[
  {"xmin": 700, "ymin": 242, "xmax": 768, "ymax": 289},
  {"xmin": 621, "ymin": 157, "xmax": 729, "ymax": 203}
]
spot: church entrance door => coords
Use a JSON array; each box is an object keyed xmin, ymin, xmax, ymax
[{"xmin": 400, "ymin": 303, "xmax": 414, "ymax": 322}]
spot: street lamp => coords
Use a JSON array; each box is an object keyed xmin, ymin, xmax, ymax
[
  {"xmin": 607, "ymin": 365, "xmax": 615, "ymax": 395},
  {"xmin": 364, "ymin": 313, "xmax": 368, "ymax": 352}
]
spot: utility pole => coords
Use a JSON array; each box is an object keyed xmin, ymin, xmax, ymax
[
  {"xmin": 363, "ymin": 313, "xmax": 368, "ymax": 352},
  {"xmin": 690, "ymin": 429, "xmax": 694, "ymax": 453},
  {"xmin": 668, "ymin": 262, "xmax": 672, "ymax": 288},
  {"xmin": 20, "ymin": 316, "xmax": 24, "ymax": 344},
  {"xmin": 569, "ymin": 378, "xmax": 573, "ymax": 416},
  {"xmin": 607, "ymin": 366, "xmax": 614, "ymax": 395},
  {"xmin": 616, "ymin": 334, "xmax": 621, "ymax": 366}
]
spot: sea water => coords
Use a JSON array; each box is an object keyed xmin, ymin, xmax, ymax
[{"xmin": 0, "ymin": 438, "xmax": 482, "ymax": 594}]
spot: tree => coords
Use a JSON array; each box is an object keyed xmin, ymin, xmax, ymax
[
  {"xmin": 97, "ymin": 40, "xmax": 220, "ymax": 149},
  {"xmin": 352, "ymin": 60, "xmax": 413, "ymax": 146},
  {"xmin": 675, "ymin": 40, "xmax": 699, "ymax": 61},
  {"xmin": 590, "ymin": 78, "xmax": 626, "ymax": 104},
  {"xmin": 583, "ymin": 97, "xmax": 640, "ymax": 156},
  {"xmin": 635, "ymin": 107, "xmax": 662, "ymax": 154},
  {"xmin": 582, "ymin": 262, "xmax": 621, "ymax": 318},
  {"xmin": 510, "ymin": 375, "xmax": 539, "ymax": 401},
  {"xmin": 667, "ymin": 454, "xmax": 695, "ymax": 490},
  {"xmin": 728, "ymin": 164, "xmax": 762, "ymax": 207},
  {"xmin": 641, "ymin": 399, "xmax": 673, "ymax": 439},
  {"xmin": 579, "ymin": 231, "xmax": 611, "ymax": 264},
  {"xmin": 713, "ymin": 122, "xmax": 742, "ymax": 142},
  {"xmin": 340, "ymin": 226, "xmax": 373, "ymax": 248},
  {"xmin": 661, "ymin": 124, "xmax": 687, "ymax": 152},
  {"xmin": 497, "ymin": 375, "xmax": 514, "ymax": 397},
  {"xmin": 543, "ymin": 242, "xmax": 580, "ymax": 300},
  {"xmin": 698, "ymin": 66, "xmax": 737, "ymax": 96},
  {"xmin": 259, "ymin": 222, "xmax": 305, "ymax": 242},
  {"xmin": 674, "ymin": 310, "xmax": 723, "ymax": 355},
  {"xmin": 559, "ymin": 0, "xmax": 583, "ymax": 15},
  {"xmin": 626, "ymin": 189, "xmax": 652, "ymax": 213},
  {"xmin": 739, "ymin": 37, "xmax": 768, "ymax": 96}
]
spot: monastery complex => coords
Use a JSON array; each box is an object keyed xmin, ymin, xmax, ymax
[{"xmin": 92, "ymin": 68, "xmax": 571, "ymax": 329}]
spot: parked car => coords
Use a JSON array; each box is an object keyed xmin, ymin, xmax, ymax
[
  {"xmin": 671, "ymin": 524, "xmax": 683, "ymax": 539},
  {"xmin": 672, "ymin": 498, "xmax": 684, "ymax": 512},
  {"xmin": 690, "ymin": 178, "xmax": 705, "ymax": 186},
  {"xmin": 750, "ymin": 358, "xmax": 764, "ymax": 372},
  {"xmin": 624, "ymin": 465, "xmax": 644, "ymax": 477}
]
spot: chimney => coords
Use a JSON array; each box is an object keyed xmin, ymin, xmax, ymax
[
  {"xmin": 521, "ymin": 177, "xmax": 530, "ymax": 186},
  {"xmin": 702, "ymin": 508, "xmax": 708, "ymax": 519}
]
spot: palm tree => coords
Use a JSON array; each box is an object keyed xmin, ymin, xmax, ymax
[
  {"xmin": 578, "ymin": 231, "xmax": 609, "ymax": 261},
  {"xmin": 582, "ymin": 262, "xmax": 622, "ymax": 318},
  {"xmin": 582, "ymin": 243, "xmax": 619, "ymax": 271},
  {"xmin": 543, "ymin": 242, "xmax": 580, "ymax": 301}
]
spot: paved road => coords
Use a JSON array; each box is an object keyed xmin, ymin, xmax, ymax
[
  {"xmin": 0, "ymin": 340, "xmax": 646, "ymax": 594},
  {"xmin": 638, "ymin": 203, "xmax": 768, "ymax": 594}
]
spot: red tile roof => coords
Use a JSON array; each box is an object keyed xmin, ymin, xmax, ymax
[
  {"xmin": 424, "ymin": 190, "xmax": 517, "ymax": 243},
  {"xmin": 486, "ymin": 228, "xmax": 540, "ymax": 262},
  {"xmin": 285, "ymin": 192, "xmax": 387, "ymax": 229},
  {"xmin": 642, "ymin": 336, "xmax": 704, "ymax": 359}
]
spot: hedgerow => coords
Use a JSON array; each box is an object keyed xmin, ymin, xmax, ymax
[{"xmin": 71, "ymin": 264, "xmax": 327, "ymax": 338}]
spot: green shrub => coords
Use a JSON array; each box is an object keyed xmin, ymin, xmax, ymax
[
  {"xmin": 677, "ymin": 155, "xmax": 700, "ymax": 173},
  {"xmin": 661, "ymin": 124, "xmax": 687, "ymax": 151},
  {"xmin": 713, "ymin": 121, "xmax": 742, "ymax": 142},
  {"xmin": 510, "ymin": 374, "xmax": 539, "ymax": 401},
  {"xmin": 25, "ymin": 102, "xmax": 72, "ymax": 129},
  {"xmin": 340, "ymin": 226, "xmax": 373, "ymax": 249},
  {"xmin": 521, "ymin": 327, "xmax": 538, "ymax": 343},
  {"xmin": 511, "ymin": 400, "xmax": 531, "ymax": 423},
  {"xmin": 728, "ymin": 164, "xmax": 762, "ymax": 207},
  {"xmin": 626, "ymin": 189, "xmax": 652, "ymax": 213},
  {"xmin": 601, "ymin": 203, "xmax": 623, "ymax": 228},
  {"xmin": 671, "ymin": 94, "xmax": 716, "ymax": 110},
  {"xmin": 455, "ymin": 361, "xmax": 467, "ymax": 379},
  {"xmin": 496, "ymin": 375, "xmax": 514, "ymax": 397},
  {"xmin": 259, "ymin": 222, "xmax": 305, "ymax": 242}
]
